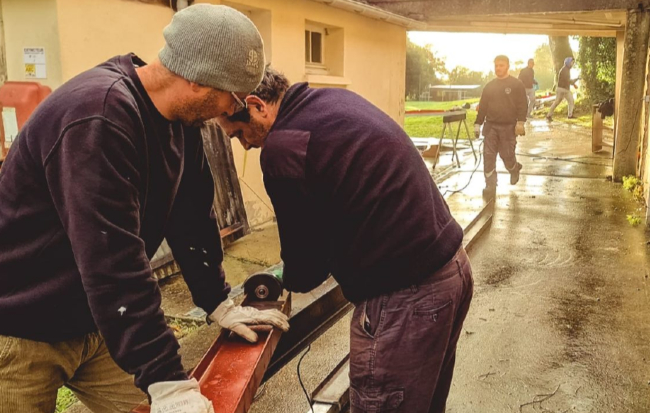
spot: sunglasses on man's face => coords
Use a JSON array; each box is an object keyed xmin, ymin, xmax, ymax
[{"xmin": 231, "ymin": 92, "xmax": 248, "ymax": 113}]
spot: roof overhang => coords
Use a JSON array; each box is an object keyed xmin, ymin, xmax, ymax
[{"xmin": 417, "ymin": 10, "xmax": 626, "ymax": 37}]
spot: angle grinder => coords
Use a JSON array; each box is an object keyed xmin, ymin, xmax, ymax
[{"xmin": 243, "ymin": 269, "xmax": 284, "ymax": 302}]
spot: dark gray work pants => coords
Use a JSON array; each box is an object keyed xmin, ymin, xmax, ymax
[
  {"xmin": 349, "ymin": 247, "xmax": 474, "ymax": 413},
  {"xmin": 483, "ymin": 122, "xmax": 518, "ymax": 186}
]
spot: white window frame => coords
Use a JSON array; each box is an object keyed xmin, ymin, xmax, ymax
[{"xmin": 305, "ymin": 23, "xmax": 328, "ymax": 75}]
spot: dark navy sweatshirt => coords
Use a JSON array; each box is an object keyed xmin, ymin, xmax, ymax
[
  {"xmin": 261, "ymin": 83, "xmax": 463, "ymax": 303},
  {"xmin": 0, "ymin": 54, "xmax": 230, "ymax": 391}
]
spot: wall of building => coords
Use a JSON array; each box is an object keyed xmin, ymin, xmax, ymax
[
  {"xmin": 2, "ymin": 0, "xmax": 63, "ymax": 89},
  {"xmin": 55, "ymin": 0, "xmax": 173, "ymax": 82},
  {"xmin": 4, "ymin": 0, "xmax": 406, "ymax": 228},
  {"xmin": 200, "ymin": 0, "xmax": 407, "ymax": 226}
]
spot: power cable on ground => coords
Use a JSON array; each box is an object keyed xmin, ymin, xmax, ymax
[
  {"xmin": 297, "ymin": 344, "xmax": 314, "ymax": 413},
  {"xmin": 442, "ymin": 139, "xmax": 484, "ymax": 197}
]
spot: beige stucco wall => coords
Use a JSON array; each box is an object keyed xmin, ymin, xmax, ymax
[
  {"xmin": 55, "ymin": 0, "xmax": 173, "ymax": 83},
  {"xmin": 200, "ymin": 0, "xmax": 407, "ymax": 227},
  {"xmin": 2, "ymin": 0, "xmax": 63, "ymax": 89},
  {"xmin": 3, "ymin": 0, "xmax": 406, "ymax": 228}
]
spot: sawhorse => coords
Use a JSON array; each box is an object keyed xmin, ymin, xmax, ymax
[{"xmin": 433, "ymin": 111, "xmax": 477, "ymax": 168}]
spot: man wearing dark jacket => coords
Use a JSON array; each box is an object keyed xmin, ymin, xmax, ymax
[
  {"xmin": 518, "ymin": 58, "xmax": 538, "ymax": 119},
  {"xmin": 547, "ymin": 57, "xmax": 578, "ymax": 121},
  {"xmin": 0, "ymin": 5, "xmax": 288, "ymax": 413},
  {"xmin": 216, "ymin": 67, "xmax": 474, "ymax": 413},
  {"xmin": 475, "ymin": 55, "xmax": 528, "ymax": 197}
]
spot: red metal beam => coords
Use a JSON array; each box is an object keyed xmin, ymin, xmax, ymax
[{"xmin": 133, "ymin": 295, "xmax": 291, "ymax": 413}]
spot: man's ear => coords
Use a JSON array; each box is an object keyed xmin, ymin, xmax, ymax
[
  {"xmin": 245, "ymin": 95, "xmax": 268, "ymax": 115},
  {"xmin": 188, "ymin": 81, "xmax": 206, "ymax": 94}
]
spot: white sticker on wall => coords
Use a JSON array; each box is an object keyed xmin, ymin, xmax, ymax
[
  {"xmin": 24, "ymin": 47, "xmax": 46, "ymax": 79},
  {"xmin": 3, "ymin": 107, "xmax": 18, "ymax": 149}
]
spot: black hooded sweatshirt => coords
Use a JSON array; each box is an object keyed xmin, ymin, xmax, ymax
[
  {"xmin": 261, "ymin": 83, "xmax": 463, "ymax": 303},
  {"xmin": 0, "ymin": 54, "xmax": 230, "ymax": 391}
]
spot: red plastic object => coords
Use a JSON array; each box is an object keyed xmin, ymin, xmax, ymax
[
  {"xmin": 133, "ymin": 295, "xmax": 291, "ymax": 413},
  {"xmin": 0, "ymin": 81, "xmax": 51, "ymax": 161}
]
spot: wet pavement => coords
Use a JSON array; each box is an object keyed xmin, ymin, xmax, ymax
[
  {"xmin": 443, "ymin": 120, "xmax": 650, "ymax": 412},
  {"xmin": 251, "ymin": 119, "xmax": 650, "ymax": 413},
  {"xmin": 71, "ymin": 120, "xmax": 650, "ymax": 412}
]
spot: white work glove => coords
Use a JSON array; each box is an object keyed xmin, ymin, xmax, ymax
[
  {"xmin": 473, "ymin": 123, "xmax": 481, "ymax": 138},
  {"xmin": 149, "ymin": 379, "xmax": 214, "ymax": 413},
  {"xmin": 515, "ymin": 121, "xmax": 526, "ymax": 136},
  {"xmin": 209, "ymin": 299, "xmax": 289, "ymax": 343}
]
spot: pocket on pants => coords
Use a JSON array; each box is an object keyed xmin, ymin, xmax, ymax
[
  {"xmin": 350, "ymin": 386, "xmax": 404, "ymax": 413},
  {"xmin": 0, "ymin": 335, "xmax": 17, "ymax": 365}
]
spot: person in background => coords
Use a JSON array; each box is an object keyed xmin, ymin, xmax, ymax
[
  {"xmin": 474, "ymin": 55, "xmax": 528, "ymax": 198},
  {"xmin": 547, "ymin": 57, "xmax": 578, "ymax": 121},
  {"xmin": 518, "ymin": 58, "xmax": 538, "ymax": 119}
]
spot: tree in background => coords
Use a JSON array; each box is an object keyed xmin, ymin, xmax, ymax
[
  {"xmin": 533, "ymin": 43, "xmax": 556, "ymax": 91},
  {"xmin": 448, "ymin": 66, "xmax": 486, "ymax": 86},
  {"xmin": 548, "ymin": 36, "xmax": 574, "ymax": 74},
  {"xmin": 405, "ymin": 40, "xmax": 447, "ymax": 99},
  {"xmin": 576, "ymin": 37, "xmax": 616, "ymax": 103}
]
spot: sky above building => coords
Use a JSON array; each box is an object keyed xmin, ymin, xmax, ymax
[{"xmin": 408, "ymin": 32, "xmax": 580, "ymax": 74}]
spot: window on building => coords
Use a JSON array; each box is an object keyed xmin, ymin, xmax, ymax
[
  {"xmin": 305, "ymin": 29, "xmax": 323, "ymax": 64},
  {"xmin": 304, "ymin": 22, "xmax": 343, "ymax": 77}
]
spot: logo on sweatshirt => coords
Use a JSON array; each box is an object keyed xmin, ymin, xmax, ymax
[{"xmin": 505, "ymin": 88, "xmax": 512, "ymax": 95}]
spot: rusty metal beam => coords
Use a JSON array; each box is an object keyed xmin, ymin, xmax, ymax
[{"xmin": 133, "ymin": 295, "xmax": 291, "ymax": 413}]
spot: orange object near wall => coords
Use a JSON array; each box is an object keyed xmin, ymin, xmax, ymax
[{"xmin": 0, "ymin": 81, "xmax": 52, "ymax": 162}]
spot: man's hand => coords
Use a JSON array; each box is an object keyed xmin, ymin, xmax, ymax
[
  {"xmin": 209, "ymin": 299, "xmax": 289, "ymax": 342},
  {"xmin": 473, "ymin": 123, "xmax": 481, "ymax": 139},
  {"xmin": 150, "ymin": 379, "xmax": 214, "ymax": 413},
  {"xmin": 515, "ymin": 121, "xmax": 526, "ymax": 136}
]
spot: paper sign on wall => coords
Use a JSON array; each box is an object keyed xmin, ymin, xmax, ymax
[
  {"xmin": 24, "ymin": 47, "xmax": 46, "ymax": 79},
  {"xmin": 3, "ymin": 107, "xmax": 18, "ymax": 149}
]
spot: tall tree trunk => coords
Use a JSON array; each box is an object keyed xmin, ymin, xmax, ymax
[{"xmin": 548, "ymin": 36, "xmax": 574, "ymax": 73}]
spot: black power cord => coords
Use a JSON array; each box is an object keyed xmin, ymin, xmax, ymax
[
  {"xmin": 297, "ymin": 344, "xmax": 314, "ymax": 413},
  {"xmin": 442, "ymin": 139, "xmax": 484, "ymax": 197}
]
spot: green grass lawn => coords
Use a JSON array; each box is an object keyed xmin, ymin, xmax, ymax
[
  {"xmin": 56, "ymin": 388, "xmax": 77, "ymax": 413},
  {"xmin": 532, "ymin": 100, "xmax": 615, "ymax": 129},
  {"xmin": 404, "ymin": 100, "xmax": 479, "ymax": 138}
]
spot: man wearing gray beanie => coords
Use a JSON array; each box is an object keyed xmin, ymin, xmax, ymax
[{"xmin": 0, "ymin": 4, "xmax": 287, "ymax": 413}]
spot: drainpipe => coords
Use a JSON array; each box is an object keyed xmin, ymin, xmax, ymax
[
  {"xmin": 309, "ymin": 0, "xmax": 426, "ymax": 30},
  {"xmin": 0, "ymin": 0, "xmax": 6, "ymax": 84},
  {"xmin": 175, "ymin": 0, "xmax": 189, "ymax": 11}
]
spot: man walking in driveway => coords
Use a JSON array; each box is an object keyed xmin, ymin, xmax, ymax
[
  {"xmin": 474, "ymin": 55, "xmax": 528, "ymax": 197},
  {"xmin": 518, "ymin": 58, "xmax": 538, "ymax": 119},
  {"xmin": 547, "ymin": 57, "xmax": 578, "ymax": 121},
  {"xmin": 216, "ymin": 66, "xmax": 474, "ymax": 413}
]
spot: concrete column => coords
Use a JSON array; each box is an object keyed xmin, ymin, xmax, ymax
[
  {"xmin": 0, "ymin": 0, "xmax": 6, "ymax": 84},
  {"xmin": 613, "ymin": 9, "xmax": 650, "ymax": 181},
  {"xmin": 614, "ymin": 30, "xmax": 625, "ymax": 143}
]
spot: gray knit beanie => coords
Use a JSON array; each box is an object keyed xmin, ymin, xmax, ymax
[{"xmin": 159, "ymin": 4, "xmax": 264, "ymax": 94}]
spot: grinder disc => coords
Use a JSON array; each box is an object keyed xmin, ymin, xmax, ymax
[{"xmin": 243, "ymin": 272, "xmax": 283, "ymax": 301}]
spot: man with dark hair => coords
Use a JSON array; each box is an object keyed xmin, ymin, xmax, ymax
[
  {"xmin": 547, "ymin": 57, "xmax": 578, "ymax": 121},
  {"xmin": 474, "ymin": 55, "xmax": 528, "ymax": 197},
  {"xmin": 518, "ymin": 58, "xmax": 538, "ymax": 119},
  {"xmin": 0, "ymin": 5, "xmax": 288, "ymax": 413},
  {"xmin": 217, "ymin": 66, "xmax": 473, "ymax": 413}
]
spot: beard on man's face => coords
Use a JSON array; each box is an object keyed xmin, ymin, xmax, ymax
[
  {"xmin": 245, "ymin": 116, "xmax": 270, "ymax": 149},
  {"xmin": 176, "ymin": 89, "xmax": 223, "ymax": 128}
]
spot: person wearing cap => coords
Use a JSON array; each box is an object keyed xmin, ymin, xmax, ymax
[
  {"xmin": 215, "ymin": 66, "xmax": 473, "ymax": 413},
  {"xmin": 546, "ymin": 57, "xmax": 578, "ymax": 121},
  {"xmin": 0, "ymin": 5, "xmax": 288, "ymax": 413},
  {"xmin": 474, "ymin": 55, "xmax": 528, "ymax": 198}
]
